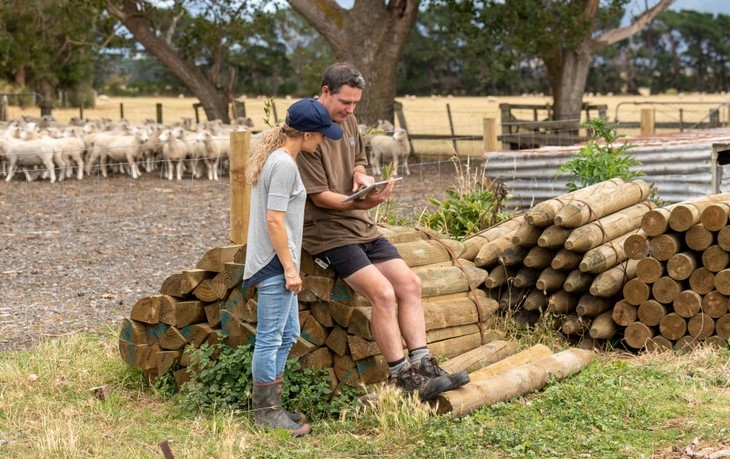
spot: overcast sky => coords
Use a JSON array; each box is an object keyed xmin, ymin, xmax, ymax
[{"xmin": 671, "ymin": 0, "xmax": 730, "ymax": 14}]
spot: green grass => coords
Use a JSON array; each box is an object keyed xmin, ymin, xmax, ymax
[{"xmin": 1, "ymin": 328, "xmax": 728, "ymax": 458}]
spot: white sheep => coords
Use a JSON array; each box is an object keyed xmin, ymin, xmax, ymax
[
  {"xmin": 1, "ymin": 135, "xmax": 59, "ymax": 183},
  {"xmin": 195, "ymin": 128, "xmax": 229, "ymax": 180},
  {"xmin": 91, "ymin": 128, "xmax": 148, "ymax": 179},
  {"xmin": 159, "ymin": 126, "xmax": 189, "ymax": 180},
  {"xmin": 369, "ymin": 128, "xmax": 411, "ymax": 177}
]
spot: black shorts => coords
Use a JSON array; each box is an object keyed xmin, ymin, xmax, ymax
[{"xmin": 313, "ymin": 237, "xmax": 401, "ymax": 278}]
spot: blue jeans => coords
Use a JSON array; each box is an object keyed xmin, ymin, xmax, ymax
[{"xmin": 251, "ymin": 274, "xmax": 300, "ymax": 384}]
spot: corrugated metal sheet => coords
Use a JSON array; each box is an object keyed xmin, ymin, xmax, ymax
[{"xmin": 482, "ymin": 128, "xmax": 730, "ymax": 211}]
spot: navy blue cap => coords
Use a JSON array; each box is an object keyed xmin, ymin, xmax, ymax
[{"xmin": 285, "ymin": 99, "xmax": 343, "ymax": 140}]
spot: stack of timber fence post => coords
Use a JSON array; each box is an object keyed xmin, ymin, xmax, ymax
[
  {"xmin": 462, "ymin": 178, "xmax": 656, "ymax": 349},
  {"xmin": 618, "ymin": 194, "xmax": 730, "ymax": 353}
]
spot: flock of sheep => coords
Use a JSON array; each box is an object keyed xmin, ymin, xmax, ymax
[{"xmin": 0, "ymin": 115, "xmax": 413, "ymax": 184}]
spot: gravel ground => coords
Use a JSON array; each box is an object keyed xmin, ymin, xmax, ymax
[{"xmin": 0, "ymin": 158, "xmax": 461, "ymax": 352}]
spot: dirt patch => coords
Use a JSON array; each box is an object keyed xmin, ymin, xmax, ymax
[{"xmin": 0, "ymin": 158, "xmax": 462, "ymax": 352}]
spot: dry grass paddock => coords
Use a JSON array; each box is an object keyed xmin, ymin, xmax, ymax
[{"xmin": 6, "ymin": 93, "xmax": 729, "ymax": 157}]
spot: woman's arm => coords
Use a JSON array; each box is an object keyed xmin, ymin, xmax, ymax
[{"xmin": 266, "ymin": 209, "xmax": 302, "ymax": 294}]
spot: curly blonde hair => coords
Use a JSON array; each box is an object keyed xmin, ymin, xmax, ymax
[{"xmin": 246, "ymin": 125, "xmax": 304, "ymax": 185}]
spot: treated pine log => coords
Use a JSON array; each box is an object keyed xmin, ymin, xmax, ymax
[
  {"xmin": 156, "ymin": 350, "xmax": 182, "ymax": 376},
  {"xmin": 553, "ymin": 180, "xmax": 651, "ymax": 229},
  {"xmin": 706, "ymin": 335, "xmax": 730, "ymax": 349},
  {"xmin": 636, "ymin": 257, "xmax": 664, "ymax": 284},
  {"xmin": 192, "ymin": 278, "xmax": 228, "ymax": 302},
  {"xmin": 641, "ymin": 206, "xmax": 676, "ymax": 237},
  {"xmin": 702, "ymin": 245, "xmax": 729, "ymax": 273},
  {"xmin": 181, "ymin": 323, "xmax": 215, "ymax": 348},
  {"xmin": 652, "ymin": 277, "xmax": 684, "ymax": 304},
  {"xmin": 462, "ymin": 216, "xmax": 526, "ymax": 261},
  {"xmin": 224, "ymin": 291, "xmax": 257, "ymax": 324},
  {"xmin": 666, "ymin": 252, "xmax": 698, "ymax": 281},
  {"xmin": 579, "ymin": 231, "xmax": 634, "ymax": 274},
  {"xmin": 512, "ymin": 221, "xmax": 543, "ymax": 247},
  {"xmin": 713, "ymin": 269, "xmax": 730, "ymax": 296},
  {"xmin": 435, "ymin": 348, "xmax": 595, "ymax": 417},
  {"xmin": 637, "ymin": 299, "xmax": 667, "ymax": 327},
  {"xmin": 668, "ymin": 192, "xmax": 730, "ymax": 232},
  {"xmin": 589, "ymin": 310, "xmax": 618, "ymax": 339},
  {"xmin": 300, "ymin": 276, "xmax": 336, "ymax": 302},
  {"xmin": 379, "ymin": 224, "xmax": 438, "ymax": 244},
  {"xmin": 347, "ymin": 335, "xmax": 383, "ymax": 361},
  {"xmin": 590, "ymin": 259, "xmax": 638, "ymax": 298},
  {"xmin": 674, "ymin": 335, "xmax": 701, "ymax": 354},
  {"xmin": 612, "ymin": 300, "xmax": 638, "ymax": 326},
  {"xmin": 523, "ymin": 288, "xmax": 548, "ymax": 311},
  {"xmin": 335, "ymin": 353, "xmax": 362, "ymax": 385},
  {"xmin": 394, "ymin": 238, "xmax": 466, "ymax": 268},
  {"xmin": 347, "ymin": 307, "xmax": 373, "ymax": 339},
  {"xmin": 551, "ymin": 249, "xmax": 583, "ymax": 271},
  {"xmin": 702, "ymin": 291, "xmax": 729, "ymax": 318},
  {"xmin": 300, "ymin": 251, "xmax": 336, "ymax": 277},
  {"xmin": 119, "ymin": 318, "xmax": 147, "ymax": 345},
  {"xmin": 159, "ymin": 273, "xmax": 184, "ymax": 297},
  {"xmin": 563, "ymin": 201, "xmax": 654, "ymax": 253},
  {"xmin": 195, "ymin": 245, "xmax": 244, "ymax": 273},
  {"xmin": 575, "ymin": 294, "xmax": 611, "ymax": 318},
  {"xmin": 718, "ymin": 226, "xmax": 730, "ymax": 252},
  {"xmin": 512, "ymin": 267, "xmax": 541, "ymax": 288},
  {"xmin": 131, "ymin": 295, "xmax": 178, "ymax": 326},
  {"xmin": 324, "ymin": 325, "xmax": 349, "ymax": 357},
  {"xmin": 537, "ymin": 224, "xmax": 572, "ymax": 249},
  {"xmin": 649, "ymin": 233, "xmax": 683, "ymax": 262},
  {"xmin": 118, "ymin": 339, "xmax": 155, "ymax": 370},
  {"xmin": 299, "ymin": 346, "xmax": 334, "ymax": 370},
  {"xmin": 497, "ymin": 245, "xmax": 529, "ymax": 267},
  {"xmin": 159, "ymin": 326, "xmax": 187, "ymax": 351},
  {"xmin": 146, "ymin": 323, "xmax": 169, "ymax": 346},
  {"xmin": 474, "ymin": 235, "xmax": 519, "ymax": 268},
  {"xmin": 429, "ymin": 332, "xmax": 484, "ymax": 359},
  {"xmin": 624, "ymin": 230, "xmax": 650, "ymax": 260},
  {"xmin": 687, "ymin": 313, "xmax": 715, "ymax": 340},
  {"xmin": 310, "ymin": 300, "xmax": 334, "ymax": 327},
  {"xmin": 498, "ymin": 287, "xmax": 528, "ymax": 310},
  {"xmin": 624, "ymin": 322, "xmax": 655, "ymax": 349},
  {"xmin": 716, "ymin": 314, "xmax": 730, "ymax": 340},
  {"xmin": 524, "ymin": 246, "xmax": 556, "ymax": 269},
  {"xmin": 328, "ymin": 299, "xmax": 355, "ymax": 328},
  {"xmin": 659, "ymin": 313, "xmax": 687, "ymax": 341},
  {"xmin": 526, "ymin": 178, "xmax": 626, "ymax": 227},
  {"xmin": 547, "ymin": 289, "xmax": 578, "ymax": 314},
  {"xmin": 536, "ymin": 267, "xmax": 567, "ymax": 292},
  {"xmin": 563, "ymin": 269, "xmax": 593, "ymax": 293},
  {"xmin": 427, "ymin": 324, "xmax": 482, "ymax": 344},
  {"xmin": 158, "ymin": 300, "xmax": 206, "ymax": 328},
  {"xmin": 623, "ymin": 278, "xmax": 651, "ymax": 306},
  {"xmin": 465, "ymin": 344, "xmax": 554, "ymax": 384},
  {"xmin": 439, "ymin": 339, "xmax": 519, "ymax": 374},
  {"xmin": 290, "ymin": 335, "xmax": 318, "ymax": 358},
  {"xmin": 685, "ymin": 224, "xmax": 714, "ymax": 251},
  {"xmin": 484, "ymin": 264, "xmax": 513, "ymax": 289},
  {"xmin": 673, "ymin": 290, "xmax": 702, "ymax": 318},
  {"xmin": 423, "ymin": 292, "xmax": 499, "ymax": 330},
  {"xmin": 210, "ymin": 262, "xmax": 245, "ymax": 293},
  {"xmin": 220, "ymin": 309, "xmax": 256, "ymax": 348},
  {"xmin": 300, "ymin": 314, "xmax": 329, "ymax": 346},
  {"xmin": 700, "ymin": 202, "xmax": 730, "ymax": 231},
  {"xmin": 645, "ymin": 336, "xmax": 674, "ymax": 353},
  {"xmin": 561, "ymin": 314, "xmax": 591, "ymax": 335},
  {"xmin": 689, "ymin": 267, "xmax": 715, "ymax": 295},
  {"xmin": 179, "ymin": 269, "xmax": 215, "ymax": 295}
]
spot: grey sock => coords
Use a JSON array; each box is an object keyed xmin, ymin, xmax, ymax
[
  {"xmin": 409, "ymin": 347, "xmax": 430, "ymax": 366},
  {"xmin": 388, "ymin": 358, "xmax": 409, "ymax": 377}
]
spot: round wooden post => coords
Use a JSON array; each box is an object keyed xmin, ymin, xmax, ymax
[
  {"xmin": 640, "ymin": 108, "xmax": 655, "ymax": 135},
  {"xmin": 229, "ymin": 130, "xmax": 252, "ymax": 245},
  {"xmin": 156, "ymin": 103, "xmax": 163, "ymax": 124},
  {"xmin": 483, "ymin": 117, "xmax": 498, "ymax": 153}
]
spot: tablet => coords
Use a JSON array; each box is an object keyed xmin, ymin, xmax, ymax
[{"xmin": 341, "ymin": 177, "xmax": 403, "ymax": 202}]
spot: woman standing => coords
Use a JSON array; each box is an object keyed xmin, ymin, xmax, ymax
[{"xmin": 243, "ymin": 99, "xmax": 343, "ymax": 436}]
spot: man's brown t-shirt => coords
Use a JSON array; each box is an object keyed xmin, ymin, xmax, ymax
[{"xmin": 296, "ymin": 114, "xmax": 381, "ymax": 255}]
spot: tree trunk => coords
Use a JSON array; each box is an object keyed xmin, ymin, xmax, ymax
[
  {"xmin": 544, "ymin": 42, "xmax": 594, "ymax": 121},
  {"xmin": 105, "ymin": 0, "xmax": 231, "ymax": 123},
  {"xmin": 287, "ymin": 0, "xmax": 420, "ymax": 126}
]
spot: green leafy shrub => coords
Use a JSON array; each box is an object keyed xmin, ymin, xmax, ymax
[{"xmin": 557, "ymin": 118, "xmax": 644, "ymax": 191}]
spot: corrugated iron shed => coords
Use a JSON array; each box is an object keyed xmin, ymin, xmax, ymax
[{"xmin": 482, "ymin": 128, "xmax": 730, "ymax": 212}]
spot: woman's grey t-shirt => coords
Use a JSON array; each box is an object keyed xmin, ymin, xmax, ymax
[{"xmin": 243, "ymin": 149, "xmax": 306, "ymax": 281}]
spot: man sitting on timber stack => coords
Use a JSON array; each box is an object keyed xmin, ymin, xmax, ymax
[{"xmin": 296, "ymin": 62, "xmax": 470, "ymax": 401}]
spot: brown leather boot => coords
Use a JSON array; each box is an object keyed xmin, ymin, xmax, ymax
[
  {"xmin": 275, "ymin": 373, "xmax": 307, "ymax": 423},
  {"xmin": 251, "ymin": 382, "xmax": 311, "ymax": 436}
]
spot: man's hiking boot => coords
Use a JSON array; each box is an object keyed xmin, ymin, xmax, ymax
[
  {"xmin": 394, "ymin": 364, "xmax": 452, "ymax": 401},
  {"xmin": 414, "ymin": 355, "xmax": 470, "ymax": 392}
]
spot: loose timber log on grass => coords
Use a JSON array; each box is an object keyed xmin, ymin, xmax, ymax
[
  {"xmin": 575, "ymin": 294, "xmax": 611, "ymax": 318},
  {"xmin": 652, "ymin": 277, "xmax": 684, "ymax": 304},
  {"xmin": 553, "ymin": 180, "xmax": 650, "ymax": 229},
  {"xmin": 702, "ymin": 245, "xmax": 729, "ymax": 273},
  {"xmin": 673, "ymin": 290, "xmax": 702, "ymax": 318},
  {"xmin": 700, "ymin": 202, "xmax": 730, "ymax": 231},
  {"xmin": 637, "ymin": 299, "xmax": 667, "ymax": 326},
  {"xmin": 624, "ymin": 321, "xmax": 655, "ymax": 349},
  {"xmin": 685, "ymin": 224, "xmax": 714, "ymax": 251},
  {"xmin": 526, "ymin": 179, "xmax": 625, "ymax": 227},
  {"xmin": 623, "ymin": 278, "xmax": 650, "ymax": 306},
  {"xmin": 590, "ymin": 259, "xmax": 638, "ymax": 298},
  {"xmin": 612, "ymin": 300, "xmax": 637, "ymax": 327},
  {"xmin": 538, "ymin": 225, "xmax": 572, "ymax": 249},
  {"xmin": 645, "ymin": 335, "xmax": 673, "ymax": 353},
  {"xmin": 512, "ymin": 221, "xmax": 543, "ymax": 247},
  {"xmin": 702, "ymin": 291, "xmax": 729, "ymax": 318},
  {"xmin": 438, "ymin": 338, "xmax": 517, "ymax": 375},
  {"xmin": 523, "ymin": 288, "xmax": 548, "ymax": 311},
  {"xmin": 689, "ymin": 267, "xmax": 715, "ymax": 295},
  {"xmin": 195, "ymin": 245, "xmax": 244, "ymax": 273},
  {"xmin": 563, "ymin": 269, "xmax": 594, "ymax": 293},
  {"xmin": 551, "ymin": 249, "xmax": 583, "ymax": 272},
  {"xmin": 659, "ymin": 313, "xmax": 687, "ymax": 341},
  {"xmin": 668, "ymin": 192, "xmax": 730, "ymax": 232},
  {"xmin": 636, "ymin": 257, "xmax": 664, "ymax": 284},
  {"xmin": 563, "ymin": 201, "xmax": 655, "ymax": 253},
  {"xmin": 524, "ymin": 246, "xmax": 556, "ymax": 269},
  {"xmin": 393, "ymin": 238, "xmax": 466, "ymax": 268},
  {"xmin": 536, "ymin": 267, "xmax": 567, "ymax": 292},
  {"xmin": 434, "ymin": 348, "xmax": 595, "ymax": 417},
  {"xmin": 579, "ymin": 231, "xmax": 634, "ymax": 274},
  {"xmin": 462, "ymin": 215, "xmax": 525, "ymax": 261},
  {"xmin": 624, "ymin": 231, "xmax": 650, "ymax": 260},
  {"xmin": 687, "ymin": 313, "xmax": 714, "ymax": 340},
  {"xmin": 666, "ymin": 252, "xmax": 698, "ymax": 281},
  {"xmin": 589, "ymin": 310, "xmax": 618, "ymax": 339}
]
